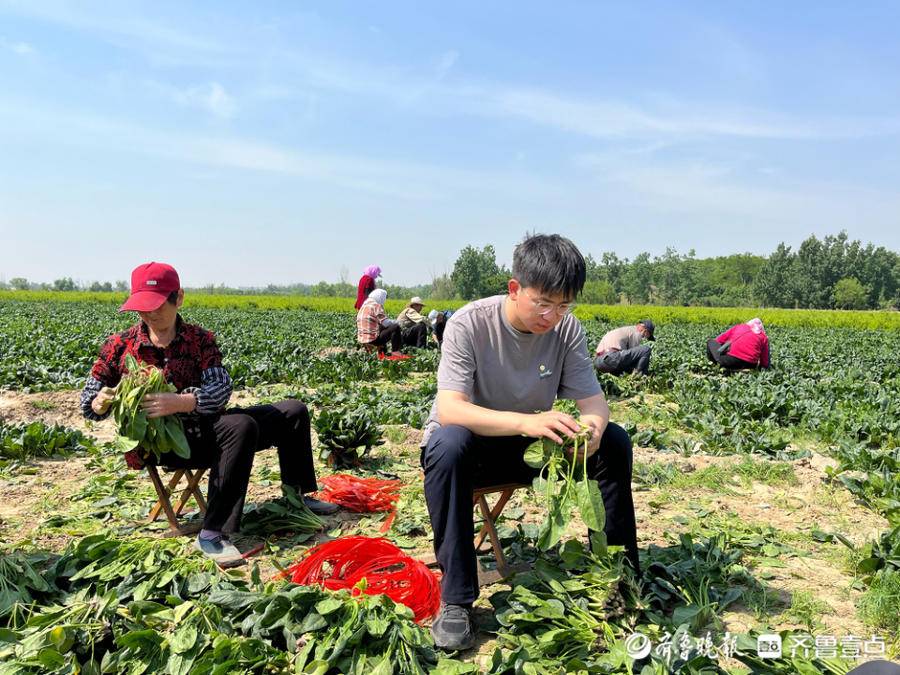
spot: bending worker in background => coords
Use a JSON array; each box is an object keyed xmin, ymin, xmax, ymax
[
  {"xmin": 707, "ymin": 318, "xmax": 770, "ymax": 370},
  {"xmin": 594, "ymin": 319, "xmax": 656, "ymax": 376}
]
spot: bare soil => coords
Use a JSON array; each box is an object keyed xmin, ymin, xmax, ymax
[{"xmin": 0, "ymin": 389, "xmax": 892, "ymax": 656}]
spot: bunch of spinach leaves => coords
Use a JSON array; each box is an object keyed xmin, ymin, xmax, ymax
[{"xmin": 524, "ymin": 423, "xmax": 606, "ymax": 551}]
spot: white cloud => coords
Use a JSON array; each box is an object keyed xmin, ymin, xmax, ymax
[
  {"xmin": 479, "ymin": 86, "xmax": 900, "ymax": 141},
  {"xmin": 590, "ymin": 160, "xmax": 900, "ymax": 235},
  {"xmin": 254, "ymin": 49, "xmax": 900, "ymax": 142},
  {"xmin": 1, "ymin": 38, "xmax": 35, "ymax": 55},
  {"xmin": 0, "ymin": 99, "xmax": 562, "ymax": 203},
  {"xmin": 434, "ymin": 50, "xmax": 459, "ymax": 81},
  {"xmin": 0, "ymin": 0, "xmax": 231, "ymax": 66},
  {"xmin": 149, "ymin": 81, "xmax": 237, "ymax": 118},
  {"xmin": 186, "ymin": 82, "xmax": 235, "ymax": 118},
  {"xmin": 7, "ymin": 3, "xmax": 895, "ymax": 143},
  {"xmin": 2, "ymin": 0, "xmax": 219, "ymax": 51}
]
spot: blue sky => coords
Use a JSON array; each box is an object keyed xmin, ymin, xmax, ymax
[{"xmin": 1, "ymin": 1, "xmax": 899, "ymax": 287}]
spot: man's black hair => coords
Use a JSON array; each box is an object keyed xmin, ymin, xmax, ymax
[
  {"xmin": 512, "ymin": 233, "xmax": 586, "ymax": 300},
  {"xmin": 166, "ymin": 290, "xmax": 180, "ymax": 305}
]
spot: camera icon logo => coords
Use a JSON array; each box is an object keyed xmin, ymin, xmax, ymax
[{"xmin": 757, "ymin": 634, "xmax": 782, "ymax": 658}]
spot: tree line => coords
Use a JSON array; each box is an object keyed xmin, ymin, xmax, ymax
[
  {"xmin": 444, "ymin": 232, "xmax": 899, "ymax": 310},
  {"xmin": 3, "ymin": 232, "xmax": 898, "ymax": 310}
]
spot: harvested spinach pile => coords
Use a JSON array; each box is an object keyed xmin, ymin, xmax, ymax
[
  {"xmin": 110, "ymin": 354, "xmax": 190, "ymax": 461},
  {"xmin": 314, "ymin": 406, "xmax": 384, "ymax": 468},
  {"xmin": 488, "ymin": 538, "xmax": 641, "ymax": 673},
  {"xmin": 207, "ymin": 581, "xmax": 439, "ymax": 673},
  {"xmin": 307, "ymin": 381, "xmax": 435, "ymax": 429},
  {"xmin": 0, "ymin": 531, "xmax": 459, "ymax": 674},
  {"xmin": 240, "ymin": 485, "xmax": 324, "ymax": 537},
  {"xmin": 0, "ymin": 550, "xmax": 56, "ymax": 620},
  {"xmin": 524, "ymin": 422, "xmax": 606, "ymax": 550}
]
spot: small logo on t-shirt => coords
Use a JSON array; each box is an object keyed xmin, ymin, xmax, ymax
[{"xmin": 539, "ymin": 364, "xmax": 553, "ymax": 379}]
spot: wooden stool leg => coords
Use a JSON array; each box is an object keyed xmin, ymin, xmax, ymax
[
  {"xmin": 189, "ymin": 468, "xmax": 207, "ymax": 513},
  {"xmin": 146, "ymin": 466, "xmax": 181, "ymax": 532},
  {"xmin": 477, "ymin": 494, "xmax": 509, "ymax": 578},
  {"xmin": 474, "ymin": 489, "xmax": 514, "ymax": 551},
  {"xmin": 171, "ymin": 469, "xmax": 192, "ymax": 517},
  {"xmin": 171, "ymin": 468, "xmax": 208, "ymax": 516},
  {"xmin": 148, "ymin": 469, "xmax": 184, "ymax": 522}
]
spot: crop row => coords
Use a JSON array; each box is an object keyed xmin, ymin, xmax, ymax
[{"xmin": 3, "ymin": 292, "xmax": 900, "ymax": 329}]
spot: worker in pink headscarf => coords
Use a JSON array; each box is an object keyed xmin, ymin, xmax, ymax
[
  {"xmin": 707, "ymin": 318, "xmax": 770, "ymax": 370},
  {"xmin": 355, "ymin": 265, "xmax": 382, "ymax": 310}
]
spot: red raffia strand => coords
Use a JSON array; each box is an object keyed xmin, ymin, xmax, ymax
[
  {"xmin": 280, "ymin": 536, "xmax": 441, "ymax": 623},
  {"xmin": 377, "ymin": 352, "xmax": 411, "ymax": 361},
  {"xmin": 315, "ymin": 474, "xmax": 401, "ymax": 533}
]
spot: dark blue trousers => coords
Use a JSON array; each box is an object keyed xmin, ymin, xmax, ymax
[{"xmin": 422, "ymin": 422, "xmax": 639, "ymax": 605}]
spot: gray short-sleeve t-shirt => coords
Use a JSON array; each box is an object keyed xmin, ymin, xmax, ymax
[{"xmin": 421, "ymin": 294, "xmax": 602, "ymax": 447}]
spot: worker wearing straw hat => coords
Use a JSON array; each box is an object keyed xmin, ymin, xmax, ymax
[{"xmin": 396, "ymin": 296, "xmax": 428, "ymax": 348}]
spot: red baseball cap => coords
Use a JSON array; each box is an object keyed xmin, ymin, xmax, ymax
[{"xmin": 119, "ymin": 262, "xmax": 181, "ymax": 312}]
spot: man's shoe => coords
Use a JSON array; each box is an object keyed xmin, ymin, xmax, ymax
[
  {"xmin": 194, "ymin": 535, "xmax": 246, "ymax": 569},
  {"xmin": 431, "ymin": 603, "xmax": 475, "ymax": 651},
  {"xmin": 303, "ymin": 495, "xmax": 340, "ymax": 515}
]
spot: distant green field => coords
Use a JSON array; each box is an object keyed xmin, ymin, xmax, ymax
[{"xmin": 2, "ymin": 290, "xmax": 898, "ymax": 329}]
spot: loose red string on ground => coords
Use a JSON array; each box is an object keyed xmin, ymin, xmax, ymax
[
  {"xmin": 377, "ymin": 352, "xmax": 411, "ymax": 361},
  {"xmin": 280, "ymin": 536, "xmax": 441, "ymax": 623},
  {"xmin": 315, "ymin": 474, "xmax": 401, "ymax": 533}
]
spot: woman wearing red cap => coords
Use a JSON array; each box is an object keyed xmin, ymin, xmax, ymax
[{"xmin": 80, "ymin": 262, "xmax": 338, "ymax": 568}]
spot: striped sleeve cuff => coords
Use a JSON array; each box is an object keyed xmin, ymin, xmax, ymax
[
  {"xmin": 185, "ymin": 366, "xmax": 232, "ymax": 415},
  {"xmin": 80, "ymin": 377, "xmax": 109, "ymax": 421}
]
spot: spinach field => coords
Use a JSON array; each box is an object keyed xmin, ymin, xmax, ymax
[{"xmin": 0, "ymin": 298, "xmax": 897, "ymax": 673}]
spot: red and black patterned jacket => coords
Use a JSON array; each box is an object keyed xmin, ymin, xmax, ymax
[{"xmin": 80, "ymin": 316, "xmax": 232, "ymax": 421}]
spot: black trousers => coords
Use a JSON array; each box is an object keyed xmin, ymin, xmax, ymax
[
  {"xmin": 434, "ymin": 318, "xmax": 447, "ymax": 347},
  {"xmin": 401, "ymin": 322, "xmax": 427, "ymax": 348},
  {"xmin": 161, "ymin": 400, "xmax": 318, "ymax": 533},
  {"xmin": 371, "ymin": 324, "xmax": 402, "ymax": 352},
  {"xmin": 706, "ymin": 338, "xmax": 756, "ymax": 370},
  {"xmin": 422, "ymin": 423, "xmax": 639, "ymax": 605},
  {"xmin": 594, "ymin": 345, "xmax": 651, "ymax": 376}
]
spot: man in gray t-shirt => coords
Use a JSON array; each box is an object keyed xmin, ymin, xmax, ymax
[
  {"xmin": 593, "ymin": 320, "xmax": 656, "ymax": 376},
  {"xmin": 423, "ymin": 234, "xmax": 639, "ymax": 652}
]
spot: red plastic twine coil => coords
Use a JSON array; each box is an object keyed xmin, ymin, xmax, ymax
[
  {"xmin": 281, "ymin": 536, "xmax": 441, "ymax": 623},
  {"xmin": 315, "ymin": 474, "xmax": 401, "ymax": 533}
]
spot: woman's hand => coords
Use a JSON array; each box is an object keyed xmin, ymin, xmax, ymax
[
  {"xmin": 142, "ymin": 393, "xmax": 197, "ymax": 418},
  {"xmin": 91, "ymin": 387, "xmax": 116, "ymax": 415}
]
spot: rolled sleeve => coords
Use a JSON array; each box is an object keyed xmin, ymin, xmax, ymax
[
  {"xmin": 83, "ymin": 334, "xmax": 125, "ymax": 421},
  {"xmin": 80, "ymin": 376, "xmax": 109, "ymax": 421},
  {"xmin": 185, "ymin": 366, "xmax": 232, "ymax": 415}
]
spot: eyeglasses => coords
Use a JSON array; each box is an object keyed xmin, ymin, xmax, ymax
[{"xmin": 521, "ymin": 289, "xmax": 576, "ymax": 317}]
